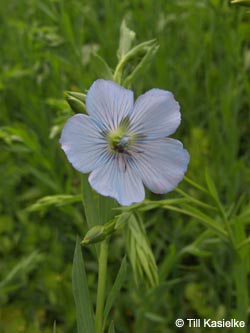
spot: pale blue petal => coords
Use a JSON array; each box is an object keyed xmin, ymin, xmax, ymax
[
  {"xmin": 130, "ymin": 89, "xmax": 181, "ymax": 138},
  {"xmin": 89, "ymin": 154, "xmax": 145, "ymax": 206},
  {"xmin": 86, "ymin": 79, "xmax": 134, "ymax": 131},
  {"xmin": 60, "ymin": 114, "xmax": 107, "ymax": 173},
  {"xmin": 132, "ymin": 138, "xmax": 190, "ymax": 194}
]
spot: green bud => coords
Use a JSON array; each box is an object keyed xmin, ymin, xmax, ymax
[
  {"xmin": 81, "ymin": 219, "xmax": 117, "ymax": 245},
  {"xmin": 81, "ymin": 225, "xmax": 106, "ymax": 245},
  {"xmin": 65, "ymin": 91, "xmax": 86, "ymax": 103},
  {"xmin": 64, "ymin": 91, "xmax": 86, "ymax": 114}
]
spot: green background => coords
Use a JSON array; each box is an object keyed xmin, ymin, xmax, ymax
[{"xmin": 0, "ymin": 0, "xmax": 249, "ymax": 332}]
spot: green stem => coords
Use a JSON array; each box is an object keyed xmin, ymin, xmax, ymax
[{"xmin": 95, "ymin": 239, "xmax": 109, "ymax": 333}]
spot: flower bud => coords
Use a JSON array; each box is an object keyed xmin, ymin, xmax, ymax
[
  {"xmin": 81, "ymin": 219, "xmax": 117, "ymax": 245},
  {"xmin": 64, "ymin": 92, "xmax": 86, "ymax": 114},
  {"xmin": 81, "ymin": 225, "xmax": 106, "ymax": 245},
  {"xmin": 65, "ymin": 91, "xmax": 86, "ymax": 103}
]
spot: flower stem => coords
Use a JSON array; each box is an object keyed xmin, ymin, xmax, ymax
[{"xmin": 95, "ymin": 239, "xmax": 109, "ymax": 333}]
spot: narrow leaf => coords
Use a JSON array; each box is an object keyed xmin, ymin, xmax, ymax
[
  {"xmin": 205, "ymin": 170, "xmax": 227, "ymax": 219},
  {"xmin": 124, "ymin": 43, "xmax": 159, "ymax": 87},
  {"xmin": 117, "ymin": 20, "xmax": 136, "ymax": 60},
  {"xmin": 82, "ymin": 174, "xmax": 101, "ymax": 227},
  {"xmin": 104, "ymin": 257, "xmax": 127, "ymax": 324},
  {"xmin": 53, "ymin": 321, "xmax": 56, "ymax": 333},
  {"xmin": 99, "ymin": 195, "xmax": 118, "ymax": 224},
  {"xmin": 27, "ymin": 194, "xmax": 82, "ymax": 212},
  {"xmin": 108, "ymin": 321, "xmax": 115, "ymax": 333},
  {"xmin": 114, "ymin": 39, "xmax": 156, "ymax": 83},
  {"xmin": 91, "ymin": 54, "xmax": 113, "ymax": 80},
  {"xmin": 72, "ymin": 237, "xmax": 95, "ymax": 333},
  {"xmin": 205, "ymin": 169, "xmax": 220, "ymax": 201},
  {"xmin": 0, "ymin": 251, "xmax": 42, "ymax": 290},
  {"xmin": 162, "ymin": 204, "xmax": 228, "ymax": 240}
]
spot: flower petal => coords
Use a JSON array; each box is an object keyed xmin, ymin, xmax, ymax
[
  {"xmin": 86, "ymin": 79, "xmax": 134, "ymax": 131},
  {"xmin": 130, "ymin": 89, "xmax": 181, "ymax": 138},
  {"xmin": 60, "ymin": 114, "xmax": 107, "ymax": 173},
  {"xmin": 132, "ymin": 138, "xmax": 190, "ymax": 194},
  {"xmin": 89, "ymin": 154, "xmax": 145, "ymax": 206}
]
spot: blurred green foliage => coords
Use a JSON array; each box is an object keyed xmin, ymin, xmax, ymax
[{"xmin": 0, "ymin": 0, "xmax": 250, "ymax": 332}]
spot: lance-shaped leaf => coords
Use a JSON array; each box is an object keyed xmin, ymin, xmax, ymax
[
  {"xmin": 81, "ymin": 175, "xmax": 118, "ymax": 228},
  {"xmin": 103, "ymin": 256, "xmax": 127, "ymax": 325},
  {"xmin": 108, "ymin": 321, "xmax": 116, "ymax": 333},
  {"xmin": 90, "ymin": 54, "xmax": 113, "ymax": 80},
  {"xmin": 53, "ymin": 321, "xmax": 57, "ymax": 333},
  {"xmin": 114, "ymin": 39, "xmax": 158, "ymax": 84},
  {"xmin": 72, "ymin": 237, "xmax": 95, "ymax": 333},
  {"xmin": 124, "ymin": 42, "xmax": 159, "ymax": 87},
  {"xmin": 117, "ymin": 20, "xmax": 136, "ymax": 60}
]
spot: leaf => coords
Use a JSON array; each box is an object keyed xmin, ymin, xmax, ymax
[
  {"xmin": 114, "ymin": 39, "xmax": 157, "ymax": 83},
  {"xmin": 123, "ymin": 43, "xmax": 159, "ymax": 87},
  {"xmin": 117, "ymin": 20, "xmax": 136, "ymax": 60},
  {"xmin": 37, "ymin": 1, "xmax": 58, "ymax": 22},
  {"xmin": 144, "ymin": 312, "xmax": 166, "ymax": 324},
  {"xmin": 181, "ymin": 245, "xmax": 211, "ymax": 258},
  {"xmin": 26, "ymin": 194, "xmax": 82, "ymax": 212},
  {"xmin": 103, "ymin": 257, "xmax": 127, "ymax": 325},
  {"xmin": 184, "ymin": 176, "xmax": 210, "ymax": 194},
  {"xmin": 205, "ymin": 169, "xmax": 220, "ymax": 202},
  {"xmin": 81, "ymin": 174, "xmax": 117, "ymax": 227},
  {"xmin": 115, "ymin": 212, "xmax": 131, "ymax": 230},
  {"xmin": 28, "ymin": 166, "xmax": 60, "ymax": 191},
  {"xmin": 53, "ymin": 321, "xmax": 57, "ymax": 333},
  {"xmin": 0, "ymin": 251, "xmax": 43, "ymax": 292},
  {"xmin": 99, "ymin": 195, "xmax": 118, "ymax": 225},
  {"xmin": 82, "ymin": 174, "xmax": 101, "ymax": 227},
  {"xmin": 205, "ymin": 170, "xmax": 227, "ymax": 219},
  {"xmin": 108, "ymin": 321, "xmax": 115, "ymax": 333},
  {"xmin": 108, "ymin": 320, "xmax": 115, "ymax": 333},
  {"xmin": 176, "ymin": 203, "xmax": 228, "ymax": 239},
  {"xmin": 72, "ymin": 237, "xmax": 95, "ymax": 333},
  {"xmin": 90, "ymin": 54, "xmax": 113, "ymax": 80}
]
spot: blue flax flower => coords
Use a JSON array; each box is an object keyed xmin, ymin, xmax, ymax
[{"xmin": 60, "ymin": 79, "xmax": 190, "ymax": 206}]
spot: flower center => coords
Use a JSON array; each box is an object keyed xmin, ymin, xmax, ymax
[{"xmin": 108, "ymin": 129, "xmax": 133, "ymax": 153}]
